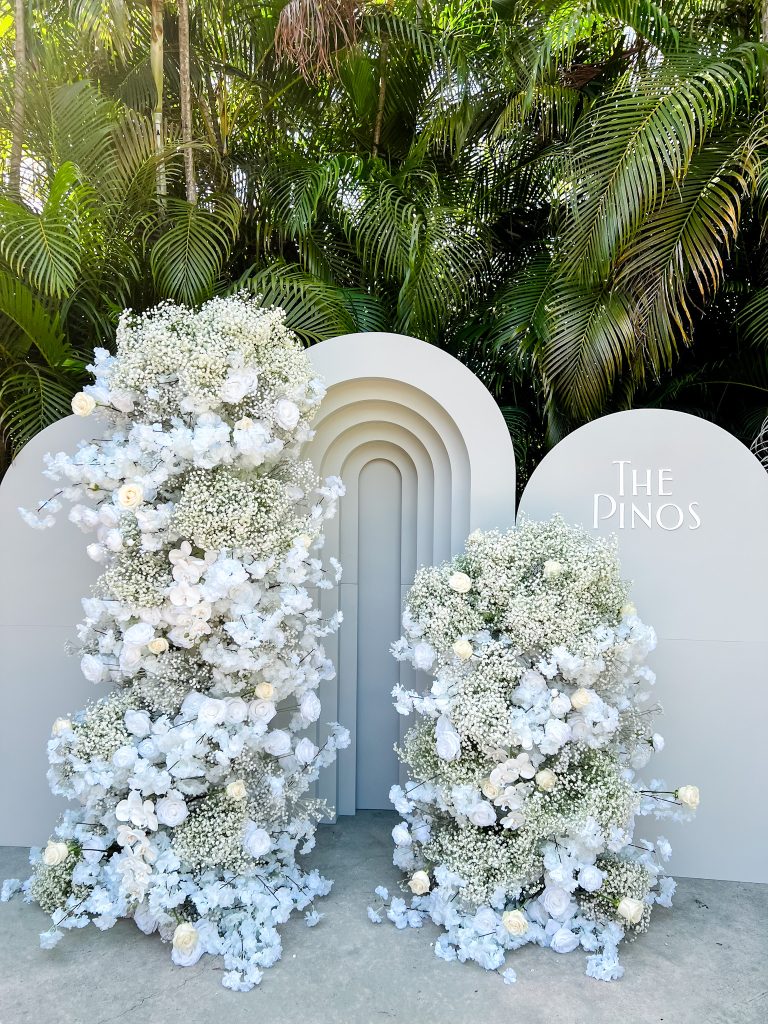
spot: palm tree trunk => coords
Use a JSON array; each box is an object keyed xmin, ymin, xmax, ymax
[
  {"xmin": 372, "ymin": 38, "xmax": 388, "ymax": 158},
  {"xmin": 151, "ymin": 0, "xmax": 167, "ymax": 196},
  {"xmin": 9, "ymin": 0, "xmax": 26, "ymax": 195},
  {"xmin": 178, "ymin": 0, "xmax": 196, "ymax": 203}
]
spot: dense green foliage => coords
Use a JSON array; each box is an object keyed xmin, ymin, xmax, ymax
[{"xmin": 1, "ymin": 0, "xmax": 768, "ymax": 480}]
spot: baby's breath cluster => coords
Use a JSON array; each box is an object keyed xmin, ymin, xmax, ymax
[
  {"xmin": 171, "ymin": 794, "xmax": 251, "ymax": 874},
  {"xmin": 7, "ymin": 295, "xmax": 350, "ymax": 992},
  {"xmin": 171, "ymin": 465, "xmax": 313, "ymax": 556},
  {"xmin": 372, "ymin": 516, "xmax": 698, "ymax": 985}
]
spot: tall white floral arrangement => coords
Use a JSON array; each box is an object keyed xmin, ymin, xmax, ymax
[
  {"xmin": 2, "ymin": 295, "xmax": 349, "ymax": 991},
  {"xmin": 369, "ymin": 517, "xmax": 698, "ymax": 983}
]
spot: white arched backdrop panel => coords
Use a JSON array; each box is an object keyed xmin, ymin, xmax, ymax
[
  {"xmin": 0, "ymin": 416, "xmax": 105, "ymax": 846},
  {"xmin": 0, "ymin": 332, "xmax": 517, "ymax": 842},
  {"xmin": 304, "ymin": 333, "xmax": 517, "ymax": 813},
  {"xmin": 518, "ymin": 410, "xmax": 768, "ymax": 883}
]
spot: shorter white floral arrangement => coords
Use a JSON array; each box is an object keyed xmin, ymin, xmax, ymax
[
  {"xmin": 2, "ymin": 295, "xmax": 350, "ymax": 991},
  {"xmin": 368, "ymin": 517, "xmax": 698, "ymax": 983}
]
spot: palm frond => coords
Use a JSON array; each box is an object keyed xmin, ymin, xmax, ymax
[
  {"xmin": 0, "ymin": 269, "xmax": 70, "ymax": 366},
  {"xmin": 0, "ymin": 363, "xmax": 82, "ymax": 454},
  {"xmin": 0, "ymin": 162, "xmax": 85, "ymax": 298},
  {"xmin": 740, "ymin": 288, "xmax": 768, "ymax": 351},
  {"xmin": 542, "ymin": 280, "xmax": 636, "ymax": 419},
  {"xmin": 146, "ymin": 195, "xmax": 242, "ymax": 305},
  {"xmin": 616, "ymin": 138, "xmax": 755, "ymax": 368},
  {"xmin": 233, "ymin": 260, "xmax": 358, "ymax": 343},
  {"xmin": 560, "ymin": 43, "xmax": 763, "ymax": 282}
]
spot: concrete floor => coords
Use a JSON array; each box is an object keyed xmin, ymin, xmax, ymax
[{"xmin": 0, "ymin": 811, "xmax": 765, "ymax": 1024}]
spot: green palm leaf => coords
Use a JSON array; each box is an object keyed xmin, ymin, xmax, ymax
[
  {"xmin": 234, "ymin": 261, "xmax": 361, "ymax": 344},
  {"xmin": 740, "ymin": 288, "xmax": 768, "ymax": 351},
  {"xmin": 0, "ymin": 269, "xmax": 70, "ymax": 366},
  {"xmin": 147, "ymin": 195, "xmax": 242, "ymax": 305},
  {"xmin": 0, "ymin": 363, "xmax": 82, "ymax": 454},
  {"xmin": 615, "ymin": 138, "xmax": 754, "ymax": 368},
  {"xmin": 0, "ymin": 162, "xmax": 85, "ymax": 298},
  {"xmin": 542, "ymin": 280, "xmax": 636, "ymax": 419},
  {"xmin": 561, "ymin": 43, "xmax": 763, "ymax": 282}
]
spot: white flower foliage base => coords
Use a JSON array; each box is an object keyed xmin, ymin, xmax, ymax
[
  {"xmin": 369, "ymin": 518, "xmax": 698, "ymax": 984},
  {"xmin": 1, "ymin": 296, "xmax": 350, "ymax": 991}
]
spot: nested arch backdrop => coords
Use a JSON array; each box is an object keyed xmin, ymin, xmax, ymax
[{"xmin": 304, "ymin": 333, "xmax": 517, "ymax": 814}]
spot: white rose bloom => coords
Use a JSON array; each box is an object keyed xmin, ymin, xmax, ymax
[
  {"xmin": 543, "ymin": 559, "xmax": 562, "ymax": 579},
  {"xmin": 119, "ymin": 644, "xmax": 142, "ymax": 671},
  {"xmin": 244, "ymin": 823, "xmax": 272, "ymax": 858},
  {"xmin": 112, "ymin": 745, "xmax": 138, "ymax": 770},
  {"xmin": 116, "ymin": 483, "xmax": 144, "ymax": 510},
  {"xmin": 541, "ymin": 886, "xmax": 572, "ymax": 921},
  {"xmin": 221, "ymin": 369, "xmax": 257, "ymax": 403},
  {"xmin": 550, "ymin": 927, "xmax": 580, "ymax": 954},
  {"xmin": 124, "ymin": 710, "xmax": 152, "ymax": 738},
  {"xmin": 652, "ymin": 732, "xmax": 665, "ymax": 751},
  {"xmin": 254, "ymin": 681, "xmax": 274, "ymax": 700},
  {"xmin": 133, "ymin": 902, "xmax": 158, "ymax": 935},
  {"xmin": 468, "ymin": 801, "xmax": 497, "ymax": 828},
  {"xmin": 274, "ymin": 398, "xmax": 300, "ymax": 431},
  {"xmin": 435, "ymin": 716, "xmax": 461, "ymax": 761},
  {"xmin": 502, "ymin": 910, "xmax": 528, "ymax": 936},
  {"xmin": 197, "ymin": 698, "xmax": 226, "ymax": 729},
  {"xmin": 42, "ymin": 841, "xmax": 69, "ymax": 867},
  {"xmin": 81, "ymin": 653, "xmax": 105, "ymax": 684},
  {"xmin": 480, "ymin": 778, "xmax": 501, "ymax": 800},
  {"xmin": 295, "ymin": 737, "xmax": 318, "ymax": 765},
  {"xmin": 577, "ymin": 864, "xmax": 605, "ymax": 893},
  {"xmin": 570, "ymin": 687, "xmax": 592, "ymax": 711},
  {"xmin": 541, "ymin": 718, "xmax": 571, "ymax": 754},
  {"xmin": 676, "ymin": 785, "xmax": 700, "ymax": 810},
  {"xmin": 104, "ymin": 528, "xmax": 123, "ymax": 552},
  {"xmin": 224, "ymin": 698, "xmax": 248, "ymax": 725},
  {"xmin": 452, "ymin": 638, "xmax": 473, "ymax": 661},
  {"xmin": 412, "ymin": 642, "xmax": 436, "ymax": 672},
  {"xmin": 147, "ymin": 637, "xmax": 169, "ymax": 655},
  {"xmin": 300, "ymin": 691, "xmax": 321, "ymax": 722},
  {"xmin": 263, "ymin": 729, "xmax": 291, "ymax": 756},
  {"xmin": 51, "ymin": 717, "xmax": 72, "ymax": 736},
  {"xmin": 226, "ymin": 780, "xmax": 247, "ymax": 801},
  {"xmin": 71, "ymin": 392, "xmax": 96, "ymax": 416},
  {"xmin": 535, "ymin": 768, "xmax": 557, "ymax": 792},
  {"xmin": 549, "ymin": 694, "xmax": 571, "ymax": 717},
  {"xmin": 472, "ymin": 907, "xmax": 497, "ymax": 934},
  {"xmin": 392, "ymin": 823, "xmax": 412, "ymax": 847},
  {"xmin": 447, "ymin": 571, "xmax": 472, "ymax": 594},
  {"xmin": 156, "ymin": 792, "xmax": 188, "ymax": 827},
  {"xmin": 408, "ymin": 870, "xmax": 431, "ymax": 895},
  {"xmin": 621, "ymin": 601, "xmax": 637, "ymax": 618},
  {"xmin": 123, "ymin": 622, "xmax": 155, "ymax": 646},
  {"xmin": 248, "ymin": 699, "xmax": 276, "ymax": 724},
  {"xmin": 172, "ymin": 922, "xmax": 202, "ymax": 967},
  {"xmin": 617, "ymin": 897, "xmax": 645, "ymax": 925}
]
